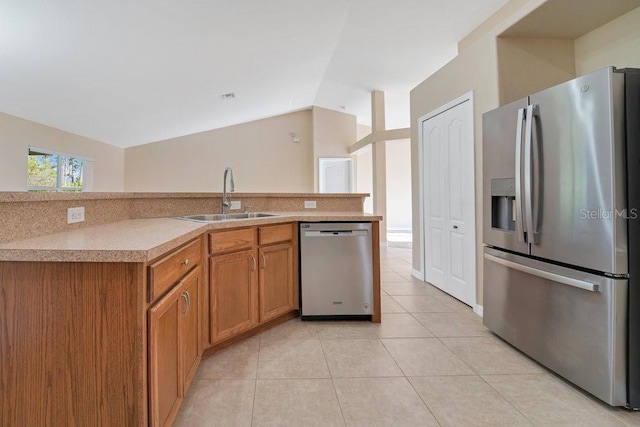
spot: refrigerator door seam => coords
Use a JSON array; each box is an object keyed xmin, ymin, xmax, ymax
[{"xmin": 605, "ymin": 272, "xmax": 629, "ymax": 279}]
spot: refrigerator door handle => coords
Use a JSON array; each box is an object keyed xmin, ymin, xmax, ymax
[
  {"xmin": 530, "ymin": 104, "xmax": 540, "ymax": 242},
  {"xmin": 484, "ymin": 253, "xmax": 600, "ymax": 292},
  {"xmin": 523, "ymin": 104, "xmax": 537, "ymax": 244},
  {"xmin": 515, "ymin": 107, "xmax": 526, "ymax": 242}
]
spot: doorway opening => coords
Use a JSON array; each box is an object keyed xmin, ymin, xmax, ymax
[
  {"xmin": 418, "ymin": 92, "xmax": 476, "ymax": 307},
  {"xmin": 319, "ymin": 158, "xmax": 352, "ymax": 193}
]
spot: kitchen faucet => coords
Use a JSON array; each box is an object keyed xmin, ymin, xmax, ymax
[{"xmin": 221, "ymin": 167, "xmax": 235, "ymax": 214}]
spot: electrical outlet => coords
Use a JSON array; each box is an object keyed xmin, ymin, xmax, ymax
[
  {"xmin": 67, "ymin": 207, "xmax": 85, "ymax": 224},
  {"xmin": 230, "ymin": 200, "xmax": 241, "ymax": 210},
  {"xmin": 304, "ymin": 200, "xmax": 317, "ymax": 209}
]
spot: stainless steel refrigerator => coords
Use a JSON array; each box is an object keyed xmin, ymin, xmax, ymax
[{"xmin": 482, "ymin": 66, "xmax": 640, "ymax": 408}]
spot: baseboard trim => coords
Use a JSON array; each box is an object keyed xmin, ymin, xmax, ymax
[
  {"xmin": 411, "ymin": 269, "xmax": 424, "ymax": 281},
  {"xmin": 474, "ymin": 304, "xmax": 484, "ymax": 317}
]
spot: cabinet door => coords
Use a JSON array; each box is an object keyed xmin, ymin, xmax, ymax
[
  {"xmin": 149, "ymin": 284, "xmax": 183, "ymax": 427},
  {"xmin": 259, "ymin": 243, "xmax": 294, "ymax": 323},
  {"xmin": 180, "ymin": 266, "xmax": 201, "ymax": 393},
  {"xmin": 210, "ymin": 250, "xmax": 258, "ymax": 344}
]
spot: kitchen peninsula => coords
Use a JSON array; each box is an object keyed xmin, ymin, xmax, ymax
[{"xmin": 0, "ymin": 192, "xmax": 382, "ymax": 426}]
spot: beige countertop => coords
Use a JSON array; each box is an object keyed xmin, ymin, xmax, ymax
[
  {"xmin": 0, "ymin": 192, "xmax": 370, "ymax": 202},
  {"xmin": 0, "ymin": 212, "xmax": 381, "ymax": 262}
]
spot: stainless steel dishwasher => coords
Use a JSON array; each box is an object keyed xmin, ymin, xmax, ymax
[{"xmin": 299, "ymin": 222, "xmax": 373, "ymax": 320}]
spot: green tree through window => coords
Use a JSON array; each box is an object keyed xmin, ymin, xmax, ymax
[{"xmin": 27, "ymin": 149, "xmax": 83, "ymax": 191}]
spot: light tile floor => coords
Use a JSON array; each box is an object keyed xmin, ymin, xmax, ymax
[{"xmin": 175, "ymin": 245, "xmax": 640, "ymax": 426}]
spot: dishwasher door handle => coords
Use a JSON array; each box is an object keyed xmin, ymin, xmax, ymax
[{"xmin": 304, "ymin": 230, "xmax": 369, "ymax": 237}]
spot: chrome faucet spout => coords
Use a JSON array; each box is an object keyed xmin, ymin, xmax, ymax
[{"xmin": 222, "ymin": 167, "xmax": 235, "ymax": 214}]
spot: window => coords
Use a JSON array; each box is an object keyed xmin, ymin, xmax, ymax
[{"xmin": 27, "ymin": 147, "xmax": 84, "ymax": 192}]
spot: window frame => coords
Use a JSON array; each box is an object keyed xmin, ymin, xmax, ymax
[{"xmin": 27, "ymin": 146, "xmax": 89, "ymax": 192}]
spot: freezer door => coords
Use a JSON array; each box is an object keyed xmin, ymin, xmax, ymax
[
  {"xmin": 483, "ymin": 247, "xmax": 627, "ymax": 406},
  {"xmin": 482, "ymin": 97, "xmax": 529, "ymax": 254},
  {"xmin": 528, "ymin": 67, "xmax": 627, "ymax": 274}
]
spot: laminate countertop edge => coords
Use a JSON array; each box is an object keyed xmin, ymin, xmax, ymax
[{"xmin": 0, "ymin": 212, "xmax": 382, "ymax": 262}]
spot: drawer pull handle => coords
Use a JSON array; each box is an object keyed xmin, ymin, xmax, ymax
[
  {"xmin": 484, "ymin": 253, "xmax": 599, "ymax": 292},
  {"xmin": 181, "ymin": 258, "xmax": 190, "ymax": 267}
]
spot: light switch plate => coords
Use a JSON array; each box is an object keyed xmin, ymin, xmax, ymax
[
  {"xmin": 230, "ymin": 200, "xmax": 241, "ymax": 210},
  {"xmin": 304, "ymin": 200, "xmax": 317, "ymax": 209},
  {"xmin": 67, "ymin": 207, "xmax": 85, "ymax": 224}
]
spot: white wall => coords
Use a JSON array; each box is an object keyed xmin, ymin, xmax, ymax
[
  {"xmin": 574, "ymin": 7, "xmax": 640, "ymax": 75},
  {"xmin": 0, "ymin": 112, "xmax": 125, "ymax": 191},
  {"xmin": 312, "ymin": 107, "xmax": 357, "ymax": 192},
  {"xmin": 357, "ymin": 123, "xmax": 371, "ymax": 140},
  {"xmin": 354, "ymin": 123, "xmax": 373, "ymax": 212},
  {"xmin": 125, "ymin": 110, "xmax": 314, "ymax": 192},
  {"xmin": 497, "ymin": 37, "xmax": 576, "ymax": 105},
  {"xmin": 411, "ymin": 34, "xmax": 500, "ymax": 300},
  {"xmin": 385, "ymin": 138, "xmax": 412, "ymax": 230},
  {"xmin": 411, "ymin": 0, "xmax": 640, "ymax": 306},
  {"xmin": 0, "ymin": 106, "xmax": 360, "ymax": 194},
  {"xmin": 410, "ymin": 0, "xmax": 546, "ymax": 304},
  {"xmin": 355, "ymin": 147, "xmax": 373, "ymax": 213},
  {"xmin": 125, "ymin": 108, "xmax": 361, "ymax": 193}
]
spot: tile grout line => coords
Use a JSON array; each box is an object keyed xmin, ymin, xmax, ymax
[
  {"xmin": 375, "ymin": 336, "xmax": 405, "ymax": 377},
  {"xmin": 478, "ymin": 372, "xmax": 551, "ymax": 426},
  {"xmin": 251, "ymin": 335, "xmax": 264, "ymax": 426},
  {"xmin": 317, "ymin": 328, "xmax": 348, "ymax": 426},
  {"xmin": 404, "ymin": 376, "xmax": 444, "ymax": 427},
  {"xmin": 431, "ymin": 329, "xmax": 478, "ymax": 378},
  {"xmin": 328, "ymin": 378, "xmax": 348, "ymax": 426},
  {"xmin": 378, "ymin": 337, "xmax": 412, "ymax": 379}
]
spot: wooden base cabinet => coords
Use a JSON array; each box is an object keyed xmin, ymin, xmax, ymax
[
  {"xmin": 149, "ymin": 266, "xmax": 202, "ymax": 427},
  {"xmin": 0, "ymin": 262, "xmax": 144, "ymax": 426},
  {"xmin": 181, "ymin": 268, "xmax": 201, "ymax": 391},
  {"xmin": 149, "ymin": 282, "xmax": 182, "ymax": 427},
  {"xmin": 0, "ymin": 220, "xmax": 378, "ymax": 425},
  {"xmin": 148, "ymin": 237, "xmax": 203, "ymax": 427},
  {"xmin": 209, "ymin": 250, "xmax": 258, "ymax": 344},
  {"xmin": 207, "ymin": 224, "xmax": 297, "ymax": 347},
  {"xmin": 259, "ymin": 243, "xmax": 294, "ymax": 322},
  {"xmin": 0, "ymin": 236, "xmax": 204, "ymax": 426}
]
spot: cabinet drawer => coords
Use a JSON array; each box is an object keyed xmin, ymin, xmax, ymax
[
  {"xmin": 209, "ymin": 228, "xmax": 256, "ymax": 255},
  {"xmin": 259, "ymin": 223, "xmax": 293, "ymax": 245},
  {"xmin": 149, "ymin": 238, "xmax": 202, "ymax": 302}
]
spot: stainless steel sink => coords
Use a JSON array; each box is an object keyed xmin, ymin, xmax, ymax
[{"xmin": 177, "ymin": 212, "xmax": 279, "ymax": 222}]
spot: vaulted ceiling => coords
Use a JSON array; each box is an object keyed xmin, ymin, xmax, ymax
[{"xmin": 0, "ymin": 0, "xmax": 508, "ymax": 147}]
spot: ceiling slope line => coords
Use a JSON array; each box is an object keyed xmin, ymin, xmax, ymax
[{"xmin": 310, "ymin": 0, "xmax": 356, "ymax": 107}]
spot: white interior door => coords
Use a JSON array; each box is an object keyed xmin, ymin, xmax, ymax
[
  {"xmin": 421, "ymin": 96, "xmax": 476, "ymax": 306},
  {"xmin": 319, "ymin": 158, "xmax": 352, "ymax": 193},
  {"xmin": 422, "ymin": 117, "xmax": 448, "ymax": 288}
]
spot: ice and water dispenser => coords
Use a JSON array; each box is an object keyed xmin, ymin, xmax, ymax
[{"xmin": 491, "ymin": 178, "xmax": 516, "ymax": 231}]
